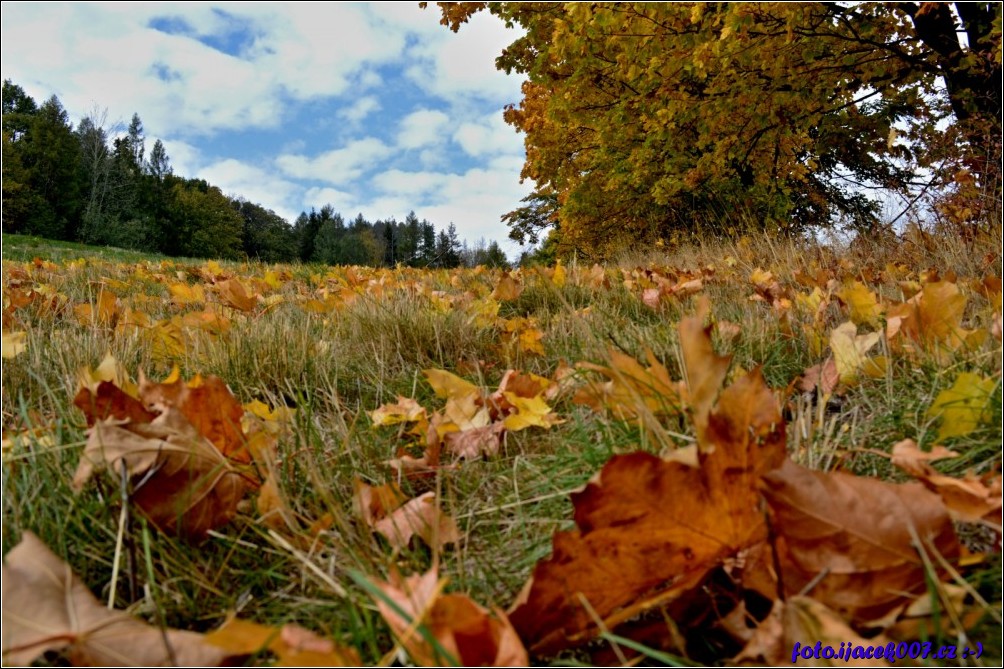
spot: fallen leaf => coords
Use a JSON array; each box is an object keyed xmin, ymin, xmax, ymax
[
  {"xmin": 761, "ymin": 459, "xmax": 961, "ymax": 623},
  {"xmin": 444, "ymin": 423, "xmax": 505, "ymax": 459},
  {"xmin": 370, "ymin": 567, "xmax": 528, "ymax": 666},
  {"xmin": 373, "ymin": 492, "xmax": 460, "ymax": 551},
  {"xmin": 509, "ymin": 367, "xmax": 785, "ymax": 655},
  {"xmin": 1, "ymin": 532, "xmax": 226, "ymax": 666},
  {"xmin": 679, "ymin": 303, "xmax": 731, "ymax": 439},
  {"xmin": 73, "ymin": 409, "xmax": 256, "ymax": 538},
  {"xmin": 216, "ymin": 278, "xmax": 258, "ymax": 312},
  {"xmin": 424, "ymin": 368, "xmax": 480, "ymax": 401},
  {"xmin": 491, "ymin": 272, "xmax": 523, "ymax": 301},
  {"xmin": 205, "ymin": 618, "xmax": 360, "ymax": 666},
  {"xmin": 735, "ymin": 596, "xmax": 890, "ymax": 666},
  {"xmin": 501, "ymin": 392, "xmax": 563, "ymax": 431},
  {"xmin": 926, "ymin": 372, "xmax": 996, "ymax": 440},
  {"xmin": 140, "ymin": 373, "xmax": 252, "ymax": 464},
  {"xmin": 574, "ymin": 348, "xmax": 682, "ymax": 421},
  {"xmin": 891, "ymin": 439, "xmax": 1002, "ymax": 527},
  {"xmin": 354, "ymin": 480, "xmax": 459, "ymax": 551},
  {"xmin": 835, "ymin": 280, "xmax": 884, "ymax": 327},
  {"xmin": 829, "ymin": 321, "xmax": 880, "ymax": 385},
  {"xmin": 370, "ymin": 397, "xmax": 428, "ymax": 427},
  {"xmin": 1, "ymin": 331, "xmax": 26, "ymax": 358}
]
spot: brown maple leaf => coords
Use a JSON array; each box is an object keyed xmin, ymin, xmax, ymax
[
  {"xmin": 73, "ymin": 408, "xmax": 256, "ymax": 538},
  {"xmin": 509, "ymin": 365, "xmax": 785, "ymax": 655},
  {"xmin": 761, "ymin": 459, "xmax": 961, "ymax": 624}
]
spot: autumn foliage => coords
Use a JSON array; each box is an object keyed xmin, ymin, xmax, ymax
[
  {"xmin": 2, "ymin": 234, "xmax": 1001, "ymax": 665},
  {"xmin": 430, "ymin": 2, "xmax": 1002, "ymax": 255}
]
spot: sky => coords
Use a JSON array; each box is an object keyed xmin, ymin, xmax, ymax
[{"xmin": 1, "ymin": 2, "xmax": 533, "ymax": 254}]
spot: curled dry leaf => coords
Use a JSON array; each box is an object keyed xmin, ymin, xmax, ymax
[
  {"xmin": 891, "ymin": 439, "xmax": 1002, "ymax": 528},
  {"xmin": 205, "ymin": 618, "xmax": 360, "ymax": 666},
  {"xmin": 761, "ymin": 459, "xmax": 961, "ymax": 624},
  {"xmin": 370, "ymin": 567, "xmax": 528, "ymax": 667},
  {"xmin": 73, "ymin": 409, "xmax": 256, "ymax": 538},
  {"xmin": 1, "ymin": 531, "xmax": 226, "ymax": 666},
  {"xmin": 678, "ymin": 303, "xmax": 731, "ymax": 440},
  {"xmin": 354, "ymin": 480, "xmax": 460, "ymax": 551},
  {"xmin": 735, "ymin": 596, "xmax": 890, "ymax": 666},
  {"xmin": 509, "ymin": 366, "xmax": 785, "ymax": 655},
  {"xmin": 574, "ymin": 347, "xmax": 682, "ymax": 420}
]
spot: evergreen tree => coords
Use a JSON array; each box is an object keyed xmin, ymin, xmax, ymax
[{"xmin": 18, "ymin": 95, "xmax": 83, "ymax": 239}]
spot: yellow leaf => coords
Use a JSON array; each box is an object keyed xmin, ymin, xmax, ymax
[
  {"xmin": 370, "ymin": 397, "xmax": 427, "ymax": 427},
  {"xmin": 168, "ymin": 282, "xmax": 206, "ymax": 306},
  {"xmin": 2, "ymin": 331, "xmax": 26, "ymax": 359},
  {"xmin": 77, "ymin": 352, "xmax": 140, "ymax": 398},
  {"xmin": 835, "ymin": 280, "xmax": 883, "ymax": 327},
  {"xmin": 829, "ymin": 321, "xmax": 880, "ymax": 385},
  {"xmin": 927, "ymin": 372, "xmax": 996, "ymax": 440},
  {"xmin": 424, "ymin": 369, "xmax": 479, "ymax": 400},
  {"xmin": 518, "ymin": 327, "xmax": 545, "ymax": 355},
  {"xmin": 491, "ymin": 272, "xmax": 523, "ymax": 301},
  {"xmin": 502, "ymin": 392, "xmax": 564, "ymax": 431}
]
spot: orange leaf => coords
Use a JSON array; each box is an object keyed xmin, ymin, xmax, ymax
[
  {"xmin": 679, "ymin": 303, "xmax": 731, "ymax": 440},
  {"xmin": 509, "ymin": 369, "xmax": 785, "ymax": 654},
  {"xmin": 370, "ymin": 567, "xmax": 528, "ymax": 666},
  {"xmin": 205, "ymin": 618, "xmax": 360, "ymax": 666},
  {"xmin": 217, "ymin": 278, "xmax": 258, "ymax": 312},
  {"xmin": 140, "ymin": 373, "xmax": 252, "ymax": 464},
  {"xmin": 72, "ymin": 409, "xmax": 256, "ymax": 538},
  {"xmin": 891, "ymin": 439, "xmax": 1001, "ymax": 527}
]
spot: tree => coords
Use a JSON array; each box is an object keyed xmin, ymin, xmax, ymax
[
  {"xmin": 15, "ymin": 94, "xmax": 83, "ymax": 239},
  {"xmin": 166, "ymin": 179, "xmax": 243, "ymax": 259},
  {"xmin": 432, "ymin": 2, "xmax": 1002, "ymax": 256},
  {"xmin": 147, "ymin": 139, "xmax": 172, "ymax": 181},
  {"xmin": 233, "ymin": 198, "xmax": 296, "ymax": 262},
  {"xmin": 126, "ymin": 113, "xmax": 145, "ymax": 169},
  {"xmin": 312, "ymin": 211, "xmax": 347, "ymax": 264},
  {"xmin": 2, "ymin": 80, "xmax": 41, "ymax": 232}
]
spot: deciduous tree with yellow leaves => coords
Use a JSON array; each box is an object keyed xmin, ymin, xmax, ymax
[{"xmin": 429, "ymin": 2, "xmax": 1001, "ymax": 257}]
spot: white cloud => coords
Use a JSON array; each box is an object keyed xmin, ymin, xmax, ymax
[
  {"xmin": 397, "ymin": 109, "xmax": 450, "ymax": 150},
  {"xmin": 364, "ymin": 164, "xmax": 533, "ymax": 249},
  {"xmin": 338, "ymin": 95, "xmax": 381, "ymax": 123},
  {"xmin": 2, "ymin": 2, "xmax": 530, "ymax": 249},
  {"xmin": 404, "ymin": 10, "xmax": 524, "ymax": 104},
  {"xmin": 453, "ymin": 112, "xmax": 523, "ymax": 157},
  {"xmin": 276, "ymin": 138, "xmax": 393, "ymax": 184},
  {"xmin": 199, "ymin": 158, "xmax": 303, "ymax": 223}
]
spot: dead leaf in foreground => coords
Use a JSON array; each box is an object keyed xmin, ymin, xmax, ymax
[
  {"xmin": 891, "ymin": 439, "xmax": 1002, "ymax": 528},
  {"xmin": 370, "ymin": 567, "xmax": 528, "ymax": 666},
  {"xmin": 509, "ymin": 365, "xmax": 785, "ymax": 655},
  {"xmin": 72, "ymin": 409, "xmax": 255, "ymax": 538},
  {"xmin": 1, "ymin": 532, "xmax": 226, "ymax": 666},
  {"xmin": 762, "ymin": 459, "xmax": 961, "ymax": 624}
]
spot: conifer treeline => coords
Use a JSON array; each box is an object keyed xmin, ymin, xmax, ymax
[{"xmin": 2, "ymin": 80, "xmax": 509, "ymax": 268}]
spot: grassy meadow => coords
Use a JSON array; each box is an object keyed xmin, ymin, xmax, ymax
[{"xmin": 2, "ymin": 228, "xmax": 1001, "ymax": 666}]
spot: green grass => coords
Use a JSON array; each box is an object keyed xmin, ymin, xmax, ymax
[{"xmin": 2, "ymin": 229, "xmax": 1001, "ymax": 666}]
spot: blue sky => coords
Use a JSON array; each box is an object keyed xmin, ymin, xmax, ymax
[{"xmin": 1, "ymin": 2, "xmax": 532, "ymax": 252}]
